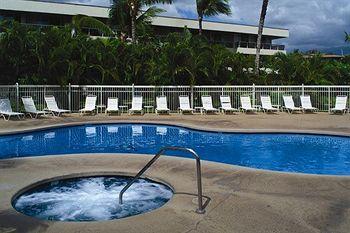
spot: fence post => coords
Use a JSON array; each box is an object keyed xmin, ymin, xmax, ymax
[
  {"xmin": 328, "ymin": 87, "xmax": 331, "ymax": 113},
  {"xmin": 252, "ymin": 84, "xmax": 256, "ymax": 107},
  {"xmin": 44, "ymin": 84, "xmax": 47, "ymax": 98},
  {"xmin": 68, "ymin": 83, "xmax": 72, "ymax": 111},
  {"xmin": 277, "ymin": 86, "xmax": 280, "ymax": 107},
  {"xmin": 15, "ymin": 83, "xmax": 19, "ymax": 112},
  {"xmin": 302, "ymin": 84, "xmax": 304, "ymax": 96},
  {"xmin": 132, "ymin": 83, "xmax": 135, "ymax": 97},
  {"xmin": 191, "ymin": 85, "xmax": 194, "ymax": 108},
  {"xmin": 100, "ymin": 86, "xmax": 103, "ymax": 106}
]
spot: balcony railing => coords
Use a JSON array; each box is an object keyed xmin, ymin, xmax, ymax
[
  {"xmin": 1, "ymin": 23, "xmax": 118, "ymax": 38},
  {"xmin": 235, "ymin": 41, "xmax": 285, "ymax": 51}
]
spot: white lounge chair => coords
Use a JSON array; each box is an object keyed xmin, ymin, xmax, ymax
[
  {"xmin": 44, "ymin": 95, "xmax": 70, "ymax": 116},
  {"xmin": 79, "ymin": 95, "xmax": 97, "ymax": 115},
  {"xmin": 220, "ymin": 95, "xmax": 238, "ymax": 114},
  {"xmin": 330, "ymin": 95, "xmax": 348, "ymax": 114},
  {"xmin": 260, "ymin": 95, "xmax": 279, "ymax": 113},
  {"xmin": 129, "ymin": 96, "xmax": 144, "ymax": 115},
  {"xmin": 105, "ymin": 97, "xmax": 120, "ymax": 115},
  {"xmin": 300, "ymin": 95, "xmax": 318, "ymax": 113},
  {"xmin": 155, "ymin": 96, "xmax": 170, "ymax": 114},
  {"xmin": 240, "ymin": 96, "xmax": 257, "ymax": 113},
  {"xmin": 178, "ymin": 95, "xmax": 194, "ymax": 114},
  {"xmin": 283, "ymin": 95, "xmax": 302, "ymax": 113},
  {"xmin": 201, "ymin": 95, "xmax": 219, "ymax": 114},
  {"xmin": 21, "ymin": 96, "xmax": 46, "ymax": 118},
  {"xmin": 0, "ymin": 98, "xmax": 24, "ymax": 121}
]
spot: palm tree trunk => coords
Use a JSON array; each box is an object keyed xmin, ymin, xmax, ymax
[
  {"xmin": 198, "ymin": 15, "xmax": 203, "ymax": 35},
  {"xmin": 255, "ymin": 0, "xmax": 269, "ymax": 77},
  {"xmin": 129, "ymin": 1, "xmax": 136, "ymax": 42},
  {"xmin": 131, "ymin": 15, "xmax": 136, "ymax": 42}
]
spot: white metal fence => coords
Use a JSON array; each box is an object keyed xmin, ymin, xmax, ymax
[{"xmin": 0, "ymin": 84, "xmax": 349, "ymax": 113}]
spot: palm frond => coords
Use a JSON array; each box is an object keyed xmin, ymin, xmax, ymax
[
  {"xmin": 142, "ymin": 0, "xmax": 173, "ymax": 5},
  {"xmin": 137, "ymin": 6, "xmax": 165, "ymax": 24},
  {"xmin": 109, "ymin": 0, "xmax": 131, "ymax": 33},
  {"xmin": 72, "ymin": 15, "xmax": 114, "ymax": 36},
  {"xmin": 197, "ymin": 0, "xmax": 231, "ymax": 17}
]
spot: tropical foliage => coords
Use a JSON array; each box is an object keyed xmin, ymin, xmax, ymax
[
  {"xmin": 71, "ymin": 15, "xmax": 114, "ymax": 37},
  {"xmin": 109, "ymin": 0, "xmax": 172, "ymax": 41},
  {"xmin": 196, "ymin": 0, "xmax": 231, "ymax": 35},
  {"xmin": 0, "ymin": 21, "xmax": 350, "ymax": 85}
]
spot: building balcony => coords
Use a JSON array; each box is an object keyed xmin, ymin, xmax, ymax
[{"xmin": 234, "ymin": 41, "xmax": 286, "ymax": 55}]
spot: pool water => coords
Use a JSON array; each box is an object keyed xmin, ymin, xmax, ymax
[
  {"xmin": 13, "ymin": 176, "xmax": 173, "ymax": 221},
  {"xmin": 1, "ymin": 124, "xmax": 350, "ymax": 175}
]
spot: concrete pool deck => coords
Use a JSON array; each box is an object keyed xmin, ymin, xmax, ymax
[
  {"xmin": 0, "ymin": 113, "xmax": 350, "ymax": 233},
  {"xmin": 0, "ymin": 112, "xmax": 349, "ymax": 135}
]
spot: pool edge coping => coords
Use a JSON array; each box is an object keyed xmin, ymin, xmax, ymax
[
  {"xmin": 4, "ymin": 153, "xmax": 350, "ymax": 180},
  {"xmin": 0, "ymin": 120, "xmax": 350, "ymax": 137}
]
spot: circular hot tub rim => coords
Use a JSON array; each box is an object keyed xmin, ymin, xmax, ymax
[{"xmin": 11, "ymin": 171, "xmax": 175, "ymax": 222}]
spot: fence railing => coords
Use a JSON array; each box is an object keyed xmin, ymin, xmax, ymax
[{"xmin": 0, "ymin": 84, "xmax": 349, "ymax": 113}]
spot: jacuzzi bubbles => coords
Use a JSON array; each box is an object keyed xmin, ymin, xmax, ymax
[{"xmin": 13, "ymin": 176, "xmax": 173, "ymax": 221}]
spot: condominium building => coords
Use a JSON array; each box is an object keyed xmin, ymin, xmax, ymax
[{"xmin": 0, "ymin": 0, "xmax": 289, "ymax": 55}]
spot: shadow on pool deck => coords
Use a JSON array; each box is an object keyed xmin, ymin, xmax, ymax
[{"xmin": 0, "ymin": 209, "xmax": 49, "ymax": 233}]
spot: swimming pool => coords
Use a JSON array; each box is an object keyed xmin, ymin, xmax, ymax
[{"xmin": 1, "ymin": 123, "xmax": 349, "ymax": 175}]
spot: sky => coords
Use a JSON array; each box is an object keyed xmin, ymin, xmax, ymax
[{"xmin": 56, "ymin": 0, "xmax": 350, "ymax": 51}]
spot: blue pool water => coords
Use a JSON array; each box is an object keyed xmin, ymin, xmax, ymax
[
  {"xmin": 1, "ymin": 124, "xmax": 349, "ymax": 175},
  {"xmin": 13, "ymin": 176, "xmax": 173, "ymax": 221}
]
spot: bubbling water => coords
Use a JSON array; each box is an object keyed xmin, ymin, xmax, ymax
[{"xmin": 13, "ymin": 176, "xmax": 173, "ymax": 221}]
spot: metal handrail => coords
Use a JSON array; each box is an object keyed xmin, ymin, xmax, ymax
[{"xmin": 119, "ymin": 146, "xmax": 206, "ymax": 214}]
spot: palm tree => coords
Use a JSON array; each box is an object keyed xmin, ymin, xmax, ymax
[
  {"xmin": 109, "ymin": 0, "xmax": 173, "ymax": 42},
  {"xmin": 346, "ymin": 32, "xmax": 350, "ymax": 42},
  {"xmin": 255, "ymin": 0, "xmax": 269, "ymax": 77},
  {"xmin": 196, "ymin": 0, "xmax": 231, "ymax": 36}
]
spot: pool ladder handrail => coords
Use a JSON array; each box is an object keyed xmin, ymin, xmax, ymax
[{"xmin": 119, "ymin": 146, "xmax": 206, "ymax": 214}]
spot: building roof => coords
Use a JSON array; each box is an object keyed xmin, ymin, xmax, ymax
[
  {"xmin": 1, "ymin": 0, "xmax": 289, "ymax": 38},
  {"xmin": 152, "ymin": 16, "xmax": 288, "ymax": 38}
]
